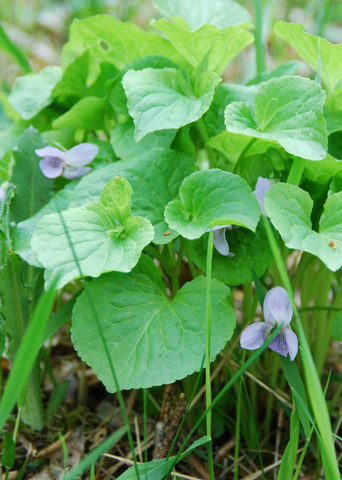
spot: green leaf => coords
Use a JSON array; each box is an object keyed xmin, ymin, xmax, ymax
[
  {"xmin": 71, "ymin": 255, "xmax": 236, "ymax": 392},
  {"xmin": 110, "ymin": 120, "xmax": 176, "ymax": 159},
  {"xmin": 117, "ymin": 437, "xmax": 210, "ymax": 480},
  {"xmin": 277, "ymin": 409, "xmax": 300, "ymax": 480},
  {"xmin": 122, "ymin": 68, "xmax": 220, "ymax": 141},
  {"xmin": 61, "ymin": 15, "xmax": 183, "ymax": 74},
  {"xmin": 165, "ymin": 169, "xmax": 260, "ymax": 239},
  {"xmin": 100, "ymin": 176, "xmax": 132, "ymax": 222},
  {"xmin": 330, "ymin": 311, "xmax": 342, "ymax": 341},
  {"xmin": 52, "ymin": 97, "xmax": 106, "ymax": 131},
  {"xmin": 0, "ymin": 24, "xmax": 31, "ymax": 73},
  {"xmin": 304, "ymin": 153, "xmax": 342, "ymax": 185},
  {"xmin": 265, "ymin": 183, "xmax": 342, "ymax": 271},
  {"xmin": 31, "ymin": 177, "xmax": 154, "ymax": 289},
  {"xmin": 8, "ymin": 66, "xmax": 62, "ymax": 120},
  {"xmin": 10, "ymin": 128, "xmax": 52, "ymax": 223},
  {"xmin": 0, "ymin": 278, "xmax": 56, "ymax": 431},
  {"xmin": 153, "ymin": 0, "xmax": 252, "ymax": 30},
  {"xmin": 274, "ymin": 21, "xmax": 342, "ymax": 93},
  {"xmin": 225, "ymin": 76, "xmax": 327, "ymax": 161},
  {"xmin": 52, "ymin": 51, "xmax": 89, "ymax": 103},
  {"xmin": 64, "ymin": 426, "xmax": 127, "ymax": 480},
  {"xmin": 152, "ymin": 19, "xmax": 253, "ymax": 74},
  {"xmin": 1, "ymin": 431, "xmax": 15, "ymax": 469},
  {"xmin": 186, "ymin": 222, "xmax": 273, "ymax": 285}
]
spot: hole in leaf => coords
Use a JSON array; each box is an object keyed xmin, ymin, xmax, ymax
[{"xmin": 99, "ymin": 40, "xmax": 109, "ymax": 51}]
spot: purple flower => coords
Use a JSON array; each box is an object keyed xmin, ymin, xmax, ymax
[
  {"xmin": 253, "ymin": 177, "xmax": 271, "ymax": 216},
  {"xmin": 240, "ymin": 286, "xmax": 298, "ymax": 360},
  {"xmin": 35, "ymin": 143, "xmax": 99, "ymax": 180},
  {"xmin": 208, "ymin": 225, "xmax": 235, "ymax": 257},
  {"xmin": 0, "ymin": 187, "xmax": 6, "ymax": 202}
]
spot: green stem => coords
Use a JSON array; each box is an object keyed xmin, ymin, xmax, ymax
[
  {"xmin": 287, "ymin": 156, "xmax": 305, "ymax": 185},
  {"xmin": 254, "ymin": 0, "xmax": 266, "ymax": 74},
  {"xmin": 197, "ymin": 118, "xmax": 217, "ymax": 169},
  {"xmin": 233, "ymin": 351, "xmax": 245, "ymax": 480},
  {"xmin": 205, "ymin": 229, "xmax": 215, "ymax": 479},
  {"xmin": 262, "ymin": 216, "xmax": 340, "ymax": 479}
]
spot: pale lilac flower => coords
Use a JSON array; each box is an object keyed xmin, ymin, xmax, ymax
[
  {"xmin": 35, "ymin": 143, "xmax": 99, "ymax": 180},
  {"xmin": 0, "ymin": 187, "xmax": 5, "ymax": 202},
  {"xmin": 253, "ymin": 177, "xmax": 271, "ymax": 215},
  {"xmin": 240, "ymin": 286, "xmax": 298, "ymax": 360},
  {"xmin": 208, "ymin": 225, "xmax": 235, "ymax": 257}
]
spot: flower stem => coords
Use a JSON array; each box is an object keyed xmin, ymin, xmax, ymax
[{"xmin": 205, "ymin": 229, "xmax": 215, "ymax": 480}]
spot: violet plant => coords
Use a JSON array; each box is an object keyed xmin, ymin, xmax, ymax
[{"xmin": 0, "ymin": 0, "xmax": 341, "ymax": 478}]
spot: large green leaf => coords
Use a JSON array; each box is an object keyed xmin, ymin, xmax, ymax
[
  {"xmin": 165, "ymin": 169, "xmax": 260, "ymax": 239},
  {"xmin": 186, "ymin": 222, "xmax": 274, "ymax": 285},
  {"xmin": 110, "ymin": 120, "xmax": 176, "ymax": 159},
  {"xmin": 224, "ymin": 76, "xmax": 327, "ymax": 161},
  {"xmin": 52, "ymin": 51, "xmax": 89, "ymax": 104},
  {"xmin": 274, "ymin": 21, "xmax": 342, "ymax": 93},
  {"xmin": 152, "ymin": 19, "xmax": 253, "ymax": 74},
  {"xmin": 52, "ymin": 97, "xmax": 106, "ymax": 131},
  {"xmin": 265, "ymin": 183, "xmax": 342, "ymax": 271},
  {"xmin": 31, "ymin": 177, "xmax": 154, "ymax": 288},
  {"xmin": 8, "ymin": 66, "xmax": 62, "ymax": 120},
  {"xmin": 122, "ymin": 67, "xmax": 220, "ymax": 141},
  {"xmin": 153, "ymin": 0, "xmax": 252, "ymax": 30},
  {"xmin": 71, "ymin": 255, "xmax": 236, "ymax": 392},
  {"xmin": 10, "ymin": 128, "xmax": 52, "ymax": 223},
  {"xmin": 61, "ymin": 15, "xmax": 183, "ymax": 73}
]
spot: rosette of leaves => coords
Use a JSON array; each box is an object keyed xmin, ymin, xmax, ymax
[{"xmin": 31, "ymin": 176, "xmax": 154, "ymax": 288}]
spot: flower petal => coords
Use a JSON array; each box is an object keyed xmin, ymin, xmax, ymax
[
  {"xmin": 268, "ymin": 327, "xmax": 298, "ymax": 360},
  {"xmin": 63, "ymin": 166, "xmax": 92, "ymax": 180},
  {"xmin": 253, "ymin": 177, "xmax": 271, "ymax": 215},
  {"xmin": 213, "ymin": 228, "xmax": 232, "ymax": 256},
  {"xmin": 263, "ymin": 286, "xmax": 293, "ymax": 327},
  {"xmin": 39, "ymin": 159, "xmax": 63, "ymax": 179},
  {"xmin": 240, "ymin": 322, "xmax": 270, "ymax": 350},
  {"xmin": 35, "ymin": 146, "xmax": 64, "ymax": 160},
  {"xmin": 65, "ymin": 143, "xmax": 99, "ymax": 167}
]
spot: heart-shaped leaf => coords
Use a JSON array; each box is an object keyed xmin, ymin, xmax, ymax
[
  {"xmin": 224, "ymin": 76, "xmax": 327, "ymax": 160},
  {"xmin": 31, "ymin": 177, "xmax": 154, "ymax": 288},
  {"xmin": 122, "ymin": 67, "xmax": 220, "ymax": 141},
  {"xmin": 265, "ymin": 183, "xmax": 342, "ymax": 271},
  {"xmin": 274, "ymin": 21, "xmax": 342, "ymax": 94},
  {"xmin": 71, "ymin": 255, "xmax": 236, "ymax": 392},
  {"xmin": 165, "ymin": 169, "xmax": 260, "ymax": 239},
  {"xmin": 152, "ymin": 19, "xmax": 253, "ymax": 74},
  {"xmin": 8, "ymin": 66, "xmax": 62, "ymax": 120}
]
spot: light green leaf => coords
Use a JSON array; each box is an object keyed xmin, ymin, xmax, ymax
[
  {"xmin": 52, "ymin": 97, "xmax": 106, "ymax": 131},
  {"xmin": 304, "ymin": 153, "xmax": 342, "ymax": 185},
  {"xmin": 225, "ymin": 75, "xmax": 327, "ymax": 161},
  {"xmin": 100, "ymin": 176, "xmax": 132, "ymax": 222},
  {"xmin": 122, "ymin": 68, "xmax": 220, "ymax": 141},
  {"xmin": 61, "ymin": 15, "xmax": 183, "ymax": 74},
  {"xmin": 246, "ymin": 60, "xmax": 305, "ymax": 85},
  {"xmin": 152, "ymin": 19, "xmax": 254, "ymax": 74},
  {"xmin": 31, "ymin": 177, "xmax": 154, "ymax": 288},
  {"xmin": 71, "ymin": 255, "xmax": 236, "ymax": 392},
  {"xmin": 153, "ymin": 0, "xmax": 252, "ymax": 30},
  {"xmin": 8, "ymin": 66, "xmax": 62, "ymax": 119},
  {"xmin": 186, "ymin": 222, "xmax": 274, "ymax": 285},
  {"xmin": 52, "ymin": 51, "xmax": 89, "ymax": 103},
  {"xmin": 165, "ymin": 169, "xmax": 260, "ymax": 239},
  {"xmin": 274, "ymin": 21, "xmax": 342, "ymax": 93},
  {"xmin": 265, "ymin": 183, "xmax": 342, "ymax": 271},
  {"xmin": 110, "ymin": 120, "xmax": 176, "ymax": 159}
]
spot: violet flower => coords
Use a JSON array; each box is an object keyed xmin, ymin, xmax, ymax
[
  {"xmin": 208, "ymin": 225, "xmax": 235, "ymax": 257},
  {"xmin": 253, "ymin": 177, "xmax": 271, "ymax": 216},
  {"xmin": 35, "ymin": 143, "xmax": 99, "ymax": 180},
  {"xmin": 240, "ymin": 286, "xmax": 298, "ymax": 361}
]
